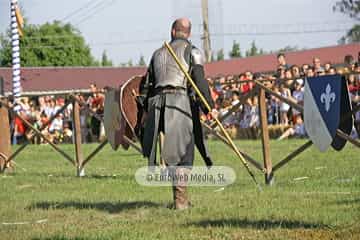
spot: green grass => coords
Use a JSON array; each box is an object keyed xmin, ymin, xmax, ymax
[{"xmin": 0, "ymin": 140, "xmax": 359, "ymax": 240}]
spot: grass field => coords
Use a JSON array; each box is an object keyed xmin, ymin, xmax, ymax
[{"xmin": 0, "ymin": 140, "xmax": 359, "ymax": 240}]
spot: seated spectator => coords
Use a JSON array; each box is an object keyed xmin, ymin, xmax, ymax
[
  {"xmin": 279, "ymin": 83, "xmax": 291, "ymax": 125},
  {"xmin": 276, "ymin": 67, "xmax": 286, "ymax": 79},
  {"xmin": 291, "ymin": 65, "xmax": 304, "ymax": 86},
  {"xmin": 348, "ymin": 74, "xmax": 359, "ymax": 94},
  {"xmin": 270, "ymin": 85, "xmax": 281, "ymax": 124},
  {"xmin": 291, "ymin": 80, "xmax": 304, "ymax": 124},
  {"xmin": 344, "ymin": 54, "xmax": 354, "ymax": 69},
  {"xmin": 87, "ymin": 84, "xmax": 105, "ymax": 142},
  {"xmin": 218, "ymin": 75, "xmax": 226, "ymax": 85},
  {"xmin": 49, "ymin": 113, "xmax": 63, "ymax": 134},
  {"xmin": 277, "ymin": 53, "xmax": 289, "ymax": 70},
  {"xmin": 19, "ymin": 97, "xmax": 31, "ymax": 116},
  {"xmin": 277, "ymin": 115, "xmax": 306, "ymax": 140},
  {"xmin": 49, "ymin": 113, "xmax": 64, "ymax": 144},
  {"xmin": 231, "ymin": 90, "xmax": 241, "ymax": 105},
  {"xmin": 44, "ymin": 98, "xmax": 57, "ymax": 118},
  {"xmin": 223, "ymin": 84, "xmax": 233, "ymax": 100},
  {"xmin": 313, "ymin": 57, "xmax": 325, "ymax": 75},
  {"xmin": 210, "ymin": 84, "xmax": 220, "ymax": 103},
  {"xmin": 63, "ymin": 122, "xmax": 73, "ymax": 143},
  {"xmin": 284, "ymin": 68, "xmax": 294, "ymax": 88},
  {"xmin": 306, "ymin": 67, "xmax": 315, "ymax": 77},
  {"xmin": 239, "ymin": 71, "xmax": 254, "ymax": 94},
  {"xmin": 219, "ymin": 90, "xmax": 243, "ymax": 127},
  {"xmin": 239, "ymin": 97, "xmax": 259, "ymax": 128},
  {"xmin": 301, "ymin": 64, "xmax": 310, "ymax": 77},
  {"xmin": 328, "ymin": 67, "xmax": 337, "ymax": 75},
  {"xmin": 39, "ymin": 111, "xmax": 49, "ymax": 128},
  {"xmin": 38, "ymin": 96, "xmax": 46, "ymax": 113},
  {"xmin": 13, "ymin": 111, "xmax": 27, "ymax": 144},
  {"xmin": 324, "ymin": 62, "xmax": 332, "ymax": 73},
  {"xmin": 354, "ymin": 62, "xmax": 360, "ymax": 73}
]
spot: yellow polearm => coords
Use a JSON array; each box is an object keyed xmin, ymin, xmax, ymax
[{"xmin": 164, "ymin": 42, "xmax": 262, "ymax": 190}]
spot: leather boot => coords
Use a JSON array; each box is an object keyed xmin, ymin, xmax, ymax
[
  {"xmin": 173, "ymin": 167, "xmax": 190, "ymax": 210},
  {"xmin": 174, "ymin": 185, "xmax": 189, "ymax": 210}
]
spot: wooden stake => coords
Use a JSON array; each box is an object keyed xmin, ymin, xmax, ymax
[
  {"xmin": 6, "ymin": 101, "xmax": 71, "ymax": 163},
  {"xmin": 72, "ymin": 100, "xmax": 84, "ymax": 176},
  {"xmin": 273, "ymin": 140, "xmax": 313, "ymax": 172},
  {"xmin": 0, "ymin": 100, "xmax": 11, "ymax": 172},
  {"xmin": 258, "ymin": 88, "xmax": 273, "ymax": 185},
  {"xmin": 0, "ymin": 99, "xmax": 75, "ymax": 165},
  {"xmin": 201, "ymin": 120, "xmax": 265, "ymax": 172},
  {"xmin": 81, "ymin": 139, "xmax": 108, "ymax": 168}
]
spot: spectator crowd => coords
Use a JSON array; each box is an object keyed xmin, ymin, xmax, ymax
[
  {"xmin": 7, "ymin": 53, "xmax": 360, "ymax": 145},
  {"xmin": 10, "ymin": 84, "xmax": 105, "ymax": 145},
  {"xmin": 206, "ymin": 53, "xmax": 360, "ymax": 140}
]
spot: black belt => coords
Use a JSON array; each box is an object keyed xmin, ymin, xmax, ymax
[{"xmin": 155, "ymin": 86, "xmax": 187, "ymax": 94}]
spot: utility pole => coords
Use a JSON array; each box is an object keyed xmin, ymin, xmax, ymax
[{"xmin": 201, "ymin": 0, "xmax": 212, "ymax": 63}]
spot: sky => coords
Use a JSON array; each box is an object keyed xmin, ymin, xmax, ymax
[{"xmin": 0, "ymin": 0, "xmax": 358, "ymax": 65}]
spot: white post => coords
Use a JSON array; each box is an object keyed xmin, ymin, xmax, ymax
[{"xmin": 10, "ymin": 0, "xmax": 21, "ymax": 110}]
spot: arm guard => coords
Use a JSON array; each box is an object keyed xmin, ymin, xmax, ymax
[{"xmin": 190, "ymin": 48, "xmax": 214, "ymax": 114}]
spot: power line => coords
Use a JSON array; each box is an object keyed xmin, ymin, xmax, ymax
[
  {"xmin": 212, "ymin": 29, "xmax": 349, "ymax": 37},
  {"xmin": 72, "ymin": 0, "xmax": 110, "ymax": 25},
  {"xmin": 74, "ymin": 0, "xmax": 117, "ymax": 26},
  {"xmin": 60, "ymin": 0, "xmax": 102, "ymax": 22},
  {"xmin": 19, "ymin": 27, "xmax": 350, "ymax": 50},
  {"xmin": 20, "ymin": 39, "xmax": 164, "ymax": 49},
  {"xmin": 17, "ymin": 21, "xmax": 353, "ymax": 41}
]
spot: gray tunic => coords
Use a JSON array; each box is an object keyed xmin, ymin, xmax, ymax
[
  {"xmin": 142, "ymin": 91, "xmax": 194, "ymax": 166},
  {"xmin": 140, "ymin": 38, "xmax": 214, "ymax": 167}
]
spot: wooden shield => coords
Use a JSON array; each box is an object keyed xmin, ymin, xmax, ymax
[
  {"xmin": 104, "ymin": 88, "xmax": 124, "ymax": 150},
  {"xmin": 119, "ymin": 75, "xmax": 144, "ymax": 136},
  {"xmin": 104, "ymin": 75, "xmax": 144, "ymax": 151}
]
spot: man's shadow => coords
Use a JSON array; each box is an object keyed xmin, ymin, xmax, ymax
[
  {"xmin": 28, "ymin": 201, "xmax": 161, "ymax": 214},
  {"xmin": 186, "ymin": 218, "xmax": 329, "ymax": 230},
  {"xmin": 335, "ymin": 198, "xmax": 360, "ymax": 205}
]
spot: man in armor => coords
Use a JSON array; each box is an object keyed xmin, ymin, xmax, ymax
[{"xmin": 138, "ymin": 18, "xmax": 215, "ymax": 210}]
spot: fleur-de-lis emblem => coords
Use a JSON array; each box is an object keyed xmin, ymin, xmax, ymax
[{"xmin": 320, "ymin": 84, "xmax": 336, "ymax": 112}]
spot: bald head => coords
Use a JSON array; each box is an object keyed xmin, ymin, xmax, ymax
[{"xmin": 171, "ymin": 18, "xmax": 191, "ymax": 39}]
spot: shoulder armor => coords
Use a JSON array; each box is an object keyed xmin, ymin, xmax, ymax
[{"xmin": 191, "ymin": 47, "xmax": 205, "ymax": 65}]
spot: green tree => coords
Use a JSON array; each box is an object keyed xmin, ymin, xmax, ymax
[
  {"xmin": 127, "ymin": 59, "xmax": 133, "ymax": 67},
  {"xmin": 333, "ymin": 0, "xmax": 360, "ymax": 20},
  {"xmin": 210, "ymin": 53, "xmax": 215, "ymax": 62},
  {"xmin": 275, "ymin": 45, "xmax": 299, "ymax": 53},
  {"xmin": 0, "ymin": 21, "xmax": 97, "ymax": 67},
  {"xmin": 229, "ymin": 40, "xmax": 242, "ymax": 58},
  {"xmin": 246, "ymin": 41, "xmax": 259, "ymax": 57},
  {"xmin": 334, "ymin": 1, "xmax": 360, "ymax": 43},
  {"xmin": 339, "ymin": 24, "xmax": 360, "ymax": 44},
  {"xmin": 216, "ymin": 49, "xmax": 224, "ymax": 61},
  {"xmin": 101, "ymin": 50, "xmax": 113, "ymax": 66},
  {"xmin": 138, "ymin": 55, "xmax": 146, "ymax": 66}
]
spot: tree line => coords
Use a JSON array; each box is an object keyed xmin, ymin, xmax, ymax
[{"xmin": 0, "ymin": 20, "xmax": 146, "ymax": 68}]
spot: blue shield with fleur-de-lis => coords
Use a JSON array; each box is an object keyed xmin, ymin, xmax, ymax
[
  {"xmin": 304, "ymin": 75, "xmax": 342, "ymax": 152},
  {"xmin": 331, "ymin": 76, "xmax": 354, "ymax": 151}
]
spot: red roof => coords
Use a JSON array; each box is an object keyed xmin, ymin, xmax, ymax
[
  {"xmin": 204, "ymin": 43, "xmax": 360, "ymax": 77},
  {"xmin": 1, "ymin": 43, "xmax": 359, "ymax": 93},
  {"xmin": 0, "ymin": 67, "xmax": 146, "ymax": 93}
]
